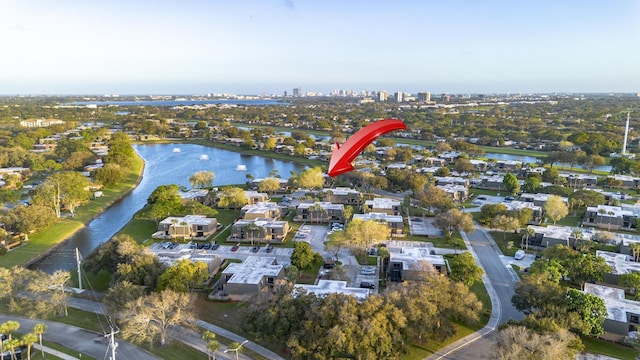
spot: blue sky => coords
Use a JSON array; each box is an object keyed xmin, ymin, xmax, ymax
[{"xmin": 1, "ymin": 0, "xmax": 639, "ymax": 95}]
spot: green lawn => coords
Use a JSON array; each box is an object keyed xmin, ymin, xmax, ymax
[
  {"xmin": 581, "ymin": 336, "xmax": 639, "ymax": 360},
  {"xmin": 118, "ymin": 218, "xmax": 158, "ymax": 244},
  {"xmin": 0, "ymin": 155, "xmax": 144, "ymax": 268},
  {"xmin": 489, "ymin": 231, "xmax": 521, "ymax": 256}
]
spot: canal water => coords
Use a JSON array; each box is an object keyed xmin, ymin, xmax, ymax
[{"xmin": 30, "ymin": 143, "xmax": 305, "ymax": 273}]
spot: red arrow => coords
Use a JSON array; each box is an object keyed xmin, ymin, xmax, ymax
[{"xmin": 328, "ymin": 118, "xmax": 407, "ymax": 177}]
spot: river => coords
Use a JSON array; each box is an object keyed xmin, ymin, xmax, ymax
[{"xmin": 30, "ymin": 143, "xmax": 305, "ymax": 273}]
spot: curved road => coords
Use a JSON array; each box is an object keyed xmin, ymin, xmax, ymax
[{"xmin": 427, "ymin": 224, "xmax": 524, "ymax": 360}]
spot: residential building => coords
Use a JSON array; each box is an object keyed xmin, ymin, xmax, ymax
[
  {"xmin": 434, "ymin": 176, "xmax": 470, "ymax": 188},
  {"xmin": 295, "ymin": 280, "xmax": 370, "ymax": 301},
  {"xmin": 424, "ymin": 157, "xmax": 447, "ymax": 167},
  {"xmin": 418, "ymin": 91, "xmax": 431, "ymax": 102},
  {"xmin": 519, "ymin": 193, "xmax": 568, "ymax": 207},
  {"xmin": 221, "ymin": 256, "xmax": 285, "ymax": 301},
  {"xmin": 560, "ymin": 173, "xmax": 598, "ymax": 188},
  {"xmin": 179, "ymin": 189, "xmax": 212, "ymax": 205},
  {"xmin": 583, "ymin": 205, "xmax": 637, "ymax": 231},
  {"xmin": 596, "ymin": 250, "xmax": 640, "ymax": 284},
  {"xmin": 607, "ymin": 175, "xmax": 640, "ymax": 189},
  {"xmin": 248, "ymin": 178, "xmax": 289, "ymax": 192},
  {"xmin": 584, "ymin": 283, "xmax": 640, "ymax": 342},
  {"xmin": 437, "ymin": 184, "xmax": 469, "ymax": 201},
  {"xmin": 322, "ymin": 187, "xmax": 363, "ymax": 205},
  {"xmin": 229, "ymin": 219, "xmax": 291, "ymax": 244},
  {"xmin": 156, "ymin": 215, "xmax": 218, "ymax": 239},
  {"xmin": 502, "ymin": 201, "xmax": 543, "ymax": 224},
  {"xmin": 294, "ymin": 202, "xmax": 345, "ymax": 223},
  {"xmin": 469, "ymin": 159, "xmax": 488, "ymax": 171},
  {"xmin": 394, "ymin": 92, "xmax": 403, "ymax": 102},
  {"xmin": 20, "ymin": 118, "xmax": 64, "ymax": 128},
  {"xmin": 244, "ymin": 191, "xmax": 270, "ymax": 205},
  {"xmin": 150, "ymin": 248, "xmax": 223, "ymax": 277},
  {"xmin": 527, "ymin": 225, "xmax": 592, "ymax": 249},
  {"xmin": 388, "ymin": 248, "xmax": 448, "ymax": 282},
  {"xmin": 474, "ymin": 175, "xmax": 505, "ymax": 191},
  {"xmin": 364, "ymin": 198, "xmax": 402, "ymax": 216},
  {"xmin": 352, "ymin": 212, "xmax": 404, "ymax": 237},
  {"xmin": 494, "ymin": 160, "xmax": 522, "ymax": 171},
  {"xmin": 241, "ymin": 202, "xmax": 282, "ymax": 220}
]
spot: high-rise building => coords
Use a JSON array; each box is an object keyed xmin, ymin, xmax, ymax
[
  {"xmin": 293, "ymin": 88, "xmax": 301, "ymax": 97},
  {"xmin": 283, "ymin": 91, "xmax": 288, "ymax": 97},
  {"xmin": 418, "ymin": 91, "xmax": 431, "ymax": 102},
  {"xmin": 394, "ymin": 92, "xmax": 403, "ymax": 103},
  {"xmin": 378, "ymin": 91, "xmax": 388, "ymax": 102}
]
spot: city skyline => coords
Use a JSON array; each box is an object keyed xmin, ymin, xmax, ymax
[{"xmin": 1, "ymin": 0, "xmax": 639, "ymax": 95}]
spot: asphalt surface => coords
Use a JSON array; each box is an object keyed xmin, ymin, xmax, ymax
[
  {"xmin": 0, "ymin": 314, "xmax": 159, "ymax": 360},
  {"xmin": 426, "ymin": 224, "xmax": 524, "ymax": 360}
]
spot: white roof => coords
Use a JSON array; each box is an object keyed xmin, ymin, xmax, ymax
[
  {"xmin": 242, "ymin": 202, "xmax": 280, "ymax": 214},
  {"xmin": 586, "ymin": 205, "xmax": 634, "ymax": 218},
  {"xmin": 365, "ymin": 197, "xmax": 401, "ymax": 210},
  {"xmin": 297, "ymin": 202, "xmax": 344, "ymax": 211},
  {"xmin": 389, "ymin": 247, "xmax": 446, "ymax": 270},
  {"xmin": 296, "ymin": 280, "xmax": 370, "ymax": 300},
  {"xmin": 353, "ymin": 212, "xmax": 403, "ymax": 224},
  {"xmin": 159, "ymin": 215, "xmax": 216, "ymax": 226},
  {"xmin": 222, "ymin": 256, "xmax": 283, "ymax": 285},
  {"xmin": 584, "ymin": 283, "xmax": 640, "ymax": 322},
  {"xmin": 596, "ymin": 250, "xmax": 640, "ymax": 275},
  {"xmin": 244, "ymin": 190, "xmax": 268, "ymax": 198},
  {"xmin": 233, "ymin": 218, "xmax": 288, "ymax": 229},
  {"xmin": 179, "ymin": 189, "xmax": 209, "ymax": 200},
  {"xmin": 502, "ymin": 200, "xmax": 541, "ymax": 212},
  {"xmin": 323, "ymin": 187, "xmax": 361, "ymax": 196}
]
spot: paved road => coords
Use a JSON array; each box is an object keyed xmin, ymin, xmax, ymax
[
  {"xmin": 0, "ymin": 314, "xmax": 159, "ymax": 360},
  {"xmin": 426, "ymin": 224, "xmax": 524, "ymax": 360}
]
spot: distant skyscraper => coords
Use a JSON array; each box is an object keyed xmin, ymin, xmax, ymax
[
  {"xmin": 441, "ymin": 93, "xmax": 450, "ymax": 102},
  {"xmin": 283, "ymin": 91, "xmax": 288, "ymax": 97},
  {"xmin": 293, "ymin": 87, "xmax": 301, "ymax": 97},
  {"xmin": 378, "ymin": 91, "xmax": 388, "ymax": 101},
  {"xmin": 394, "ymin": 92, "xmax": 403, "ymax": 102},
  {"xmin": 418, "ymin": 91, "xmax": 431, "ymax": 102}
]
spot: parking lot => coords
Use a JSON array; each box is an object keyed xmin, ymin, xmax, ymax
[{"xmin": 408, "ymin": 217, "xmax": 443, "ymax": 237}]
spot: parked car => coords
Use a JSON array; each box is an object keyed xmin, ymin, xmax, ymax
[
  {"xmin": 515, "ymin": 249, "xmax": 526, "ymax": 260},
  {"xmin": 360, "ymin": 281, "xmax": 376, "ymax": 289},
  {"xmin": 251, "ymin": 246, "xmax": 260, "ymax": 253},
  {"xmin": 203, "ymin": 243, "xmax": 211, "ymax": 250},
  {"xmin": 211, "ymin": 243, "xmax": 220, "ymax": 250},
  {"xmin": 361, "ymin": 267, "xmax": 376, "ymax": 275},
  {"xmin": 231, "ymin": 243, "xmax": 240, "ymax": 252},
  {"xmin": 265, "ymin": 245, "xmax": 273, "ymax": 253}
]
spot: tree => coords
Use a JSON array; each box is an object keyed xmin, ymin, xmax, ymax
[
  {"xmin": 544, "ymin": 195, "xmax": 568, "ymax": 225},
  {"xmin": 344, "ymin": 218, "xmax": 391, "ymax": 260},
  {"xmin": 93, "ymin": 163, "xmax": 125, "ymax": 187},
  {"xmin": 156, "ymin": 259, "xmax": 209, "ymax": 293},
  {"xmin": 103, "ymin": 280, "xmax": 146, "ymax": 314},
  {"xmin": 202, "ymin": 331, "xmax": 220, "ymax": 360},
  {"xmin": 565, "ymin": 288, "xmax": 607, "ymax": 336},
  {"xmin": 189, "ymin": 170, "xmax": 215, "ymax": 189},
  {"xmin": 33, "ymin": 171, "xmax": 90, "ymax": 217},
  {"xmin": 611, "ymin": 157, "xmax": 632, "ymax": 174},
  {"xmin": 454, "ymin": 158, "xmax": 474, "ymax": 173},
  {"xmin": 631, "ymin": 243, "xmax": 640, "ymax": 262},
  {"xmin": 0, "ymin": 321, "xmax": 20, "ymax": 341},
  {"xmin": 326, "ymin": 230, "xmax": 349, "ymax": 263},
  {"xmin": 417, "ymin": 185, "xmax": 454, "ymax": 214},
  {"xmin": 243, "ymin": 222, "xmax": 264, "ymax": 246},
  {"xmin": 33, "ymin": 323, "xmax": 47, "ymax": 360},
  {"xmin": 119, "ymin": 290, "xmax": 195, "ymax": 347},
  {"xmin": 620, "ymin": 272, "xmax": 640, "ymax": 301},
  {"xmin": 583, "ymin": 154, "xmax": 606, "ymax": 174},
  {"xmin": 62, "ymin": 150, "xmax": 95, "ymax": 171},
  {"xmin": 263, "ymin": 137, "xmax": 276, "ymax": 151},
  {"xmin": 492, "ymin": 215, "xmax": 520, "ymax": 241},
  {"xmin": 21, "ymin": 332, "xmax": 37, "ymax": 360},
  {"xmin": 3, "ymin": 338, "xmax": 21, "ymax": 360},
  {"xmin": 296, "ymin": 167, "xmax": 324, "ymax": 189},
  {"xmin": 217, "ymin": 187, "xmax": 248, "ymax": 209},
  {"xmin": 258, "ymin": 177, "xmax": 280, "ymax": 194},
  {"xmin": 291, "ymin": 242, "xmax": 317, "ymax": 270},
  {"xmin": 521, "ymin": 176, "xmax": 541, "ymax": 193},
  {"xmin": 503, "ymin": 173, "xmax": 520, "ymax": 195},
  {"xmin": 542, "ymin": 167, "xmax": 559, "ymax": 183},
  {"xmin": 493, "ymin": 325, "xmax": 583, "ymax": 360},
  {"xmin": 3, "ymin": 204, "xmax": 57, "ymax": 234},
  {"xmin": 479, "ymin": 203, "xmax": 508, "ymax": 226},
  {"xmin": 435, "ymin": 208, "xmax": 474, "ymax": 239},
  {"xmin": 448, "ymin": 252, "xmax": 484, "ymax": 287}
]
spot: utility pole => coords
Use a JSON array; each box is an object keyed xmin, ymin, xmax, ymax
[
  {"xmin": 76, "ymin": 247, "xmax": 82, "ymax": 290},
  {"xmin": 105, "ymin": 327, "xmax": 119, "ymax": 360}
]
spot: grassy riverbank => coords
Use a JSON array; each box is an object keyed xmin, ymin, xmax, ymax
[{"xmin": 0, "ymin": 155, "xmax": 145, "ymax": 268}]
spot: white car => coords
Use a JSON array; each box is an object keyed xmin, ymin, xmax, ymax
[{"xmin": 514, "ymin": 250, "xmax": 526, "ymax": 260}]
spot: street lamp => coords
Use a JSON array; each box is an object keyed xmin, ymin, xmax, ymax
[{"xmin": 224, "ymin": 340, "xmax": 248, "ymax": 360}]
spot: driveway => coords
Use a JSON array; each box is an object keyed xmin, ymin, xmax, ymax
[{"xmin": 408, "ymin": 217, "xmax": 443, "ymax": 237}]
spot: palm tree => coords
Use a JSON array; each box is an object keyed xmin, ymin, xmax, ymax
[
  {"xmin": 607, "ymin": 211, "xmax": 615, "ymax": 231},
  {"xmin": 521, "ymin": 227, "xmax": 535, "ymax": 250},
  {"xmin": 4, "ymin": 338, "xmax": 20, "ymax": 360},
  {"xmin": 244, "ymin": 222, "xmax": 264, "ymax": 245},
  {"xmin": 202, "ymin": 331, "xmax": 220, "ymax": 360},
  {"xmin": 631, "ymin": 243, "xmax": 640, "ymax": 262},
  {"xmin": 21, "ymin": 332, "xmax": 37, "ymax": 360},
  {"xmin": 33, "ymin": 323, "xmax": 47, "ymax": 360},
  {"xmin": 0, "ymin": 321, "xmax": 20, "ymax": 342},
  {"xmin": 570, "ymin": 230, "xmax": 584, "ymax": 249}
]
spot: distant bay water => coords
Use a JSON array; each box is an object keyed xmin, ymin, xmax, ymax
[{"xmin": 65, "ymin": 99, "xmax": 288, "ymax": 107}]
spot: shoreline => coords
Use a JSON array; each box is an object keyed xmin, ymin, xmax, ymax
[{"xmin": 19, "ymin": 155, "xmax": 146, "ymax": 269}]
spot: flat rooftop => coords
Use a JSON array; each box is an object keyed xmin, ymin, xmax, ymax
[
  {"xmin": 159, "ymin": 215, "xmax": 217, "ymax": 226},
  {"xmin": 222, "ymin": 256, "xmax": 283, "ymax": 285},
  {"xmin": 179, "ymin": 189, "xmax": 209, "ymax": 200},
  {"xmin": 233, "ymin": 218, "xmax": 288, "ymax": 229},
  {"xmin": 242, "ymin": 202, "xmax": 280, "ymax": 214},
  {"xmin": 596, "ymin": 250, "xmax": 640, "ymax": 275},
  {"xmin": 389, "ymin": 247, "xmax": 446, "ymax": 270},
  {"xmin": 323, "ymin": 187, "xmax": 361, "ymax": 196},
  {"xmin": 584, "ymin": 283, "xmax": 640, "ymax": 322},
  {"xmin": 296, "ymin": 280, "xmax": 370, "ymax": 300},
  {"xmin": 353, "ymin": 212, "xmax": 403, "ymax": 223},
  {"xmin": 365, "ymin": 197, "xmax": 401, "ymax": 209},
  {"xmin": 297, "ymin": 202, "xmax": 344, "ymax": 211}
]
